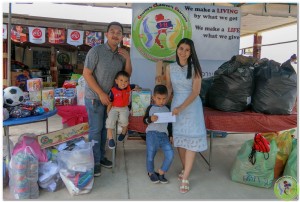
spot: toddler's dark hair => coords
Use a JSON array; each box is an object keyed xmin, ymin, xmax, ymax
[
  {"xmin": 154, "ymin": 85, "xmax": 168, "ymax": 95},
  {"xmin": 115, "ymin": 70, "xmax": 130, "ymax": 79}
]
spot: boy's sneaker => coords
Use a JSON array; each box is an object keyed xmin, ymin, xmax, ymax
[
  {"xmin": 118, "ymin": 134, "xmax": 126, "ymax": 141},
  {"xmin": 108, "ymin": 139, "xmax": 115, "ymax": 149},
  {"xmin": 148, "ymin": 172, "xmax": 159, "ymax": 184},
  {"xmin": 94, "ymin": 164, "xmax": 101, "ymax": 177},
  {"xmin": 100, "ymin": 158, "xmax": 112, "ymax": 168},
  {"xmin": 155, "ymin": 172, "xmax": 169, "ymax": 184}
]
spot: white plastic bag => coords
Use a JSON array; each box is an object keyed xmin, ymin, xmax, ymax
[{"xmin": 57, "ymin": 141, "xmax": 95, "ymax": 196}]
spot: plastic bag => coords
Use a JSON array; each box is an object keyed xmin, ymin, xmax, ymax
[
  {"xmin": 57, "ymin": 141, "xmax": 95, "ymax": 196},
  {"xmin": 261, "ymin": 128, "xmax": 294, "ymax": 178},
  {"xmin": 38, "ymin": 161, "xmax": 64, "ymax": 192},
  {"xmin": 9, "ymin": 146, "xmax": 39, "ymax": 199},
  {"xmin": 283, "ymin": 138, "xmax": 297, "ymax": 179},
  {"xmin": 12, "ymin": 134, "xmax": 48, "ymax": 162},
  {"xmin": 231, "ymin": 139, "xmax": 277, "ymax": 188}
]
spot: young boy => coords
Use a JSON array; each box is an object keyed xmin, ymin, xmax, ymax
[
  {"xmin": 143, "ymin": 85, "xmax": 174, "ymax": 183},
  {"xmin": 106, "ymin": 70, "xmax": 139, "ymax": 149}
]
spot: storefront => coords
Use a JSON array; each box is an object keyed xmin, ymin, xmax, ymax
[{"xmin": 3, "ymin": 13, "xmax": 131, "ymax": 88}]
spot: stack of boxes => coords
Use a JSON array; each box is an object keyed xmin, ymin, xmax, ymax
[{"xmin": 54, "ymin": 88, "xmax": 76, "ymax": 106}]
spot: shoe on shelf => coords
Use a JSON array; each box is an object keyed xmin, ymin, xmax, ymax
[
  {"xmin": 108, "ymin": 139, "xmax": 115, "ymax": 149},
  {"xmin": 148, "ymin": 172, "xmax": 159, "ymax": 184},
  {"xmin": 100, "ymin": 157, "xmax": 112, "ymax": 168},
  {"xmin": 118, "ymin": 133, "xmax": 126, "ymax": 141},
  {"xmin": 94, "ymin": 164, "xmax": 101, "ymax": 177},
  {"xmin": 155, "ymin": 172, "xmax": 169, "ymax": 184}
]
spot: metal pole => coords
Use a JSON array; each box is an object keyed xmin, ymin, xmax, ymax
[{"xmin": 7, "ymin": 3, "xmax": 12, "ymax": 86}]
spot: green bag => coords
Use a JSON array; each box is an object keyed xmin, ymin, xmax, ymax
[
  {"xmin": 283, "ymin": 138, "xmax": 297, "ymax": 179},
  {"xmin": 231, "ymin": 139, "xmax": 278, "ymax": 188}
]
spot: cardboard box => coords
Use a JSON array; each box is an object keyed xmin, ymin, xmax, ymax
[
  {"xmin": 131, "ymin": 89, "xmax": 151, "ymax": 116},
  {"xmin": 37, "ymin": 123, "xmax": 89, "ymax": 149}
]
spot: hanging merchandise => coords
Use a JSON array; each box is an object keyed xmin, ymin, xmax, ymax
[
  {"xmin": 3, "ymin": 24, "xmax": 7, "ymax": 39},
  {"xmin": 11, "ymin": 25, "xmax": 27, "ymax": 43},
  {"xmin": 67, "ymin": 29, "xmax": 84, "ymax": 46},
  {"xmin": 28, "ymin": 27, "xmax": 46, "ymax": 44},
  {"xmin": 48, "ymin": 28, "xmax": 65, "ymax": 44},
  {"xmin": 85, "ymin": 31, "xmax": 102, "ymax": 47}
]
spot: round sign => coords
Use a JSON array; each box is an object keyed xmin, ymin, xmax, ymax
[
  {"xmin": 32, "ymin": 28, "xmax": 42, "ymax": 39},
  {"xmin": 132, "ymin": 4, "xmax": 192, "ymax": 62},
  {"xmin": 57, "ymin": 52, "xmax": 70, "ymax": 65},
  {"xmin": 274, "ymin": 176, "xmax": 298, "ymax": 201},
  {"xmin": 71, "ymin": 31, "xmax": 80, "ymax": 40}
]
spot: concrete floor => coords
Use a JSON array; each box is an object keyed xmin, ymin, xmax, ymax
[{"xmin": 2, "ymin": 114, "xmax": 279, "ymax": 200}]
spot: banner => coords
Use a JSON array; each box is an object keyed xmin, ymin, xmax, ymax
[
  {"xmin": 67, "ymin": 29, "xmax": 84, "ymax": 46},
  {"xmin": 132, "ymin": 3, "xmax": 240, "ymax": 62},
  {"xmin": 85, "ymin": 31, "xmax": 102, "ymax": 47},
  {"xmin": 130, "ymin": 3, "xmax": 241, "ymax": 90},
  {"xmin": 48, "ymin": 28, "xmax": 65, "ymax": 44},
  {"xmin": 11, "ymin": 25, "xmax": 27, "ymax": 42},
  {"xmin": 28, "ymin": 27, "xmax": 46, "ymax": 44},
  {"xmin": 188, "ymin": 5, "xmax": 241, "ymax": 60},
  {"xmin": 3, "ymin": 24, "xmax": 7, "ymax": 39},
  {"xmin": 132, "ymin": 4, "xmax": 192, "ymax": 62}
]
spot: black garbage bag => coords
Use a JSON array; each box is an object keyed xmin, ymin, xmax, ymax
[
  {"xmin": 207, "ymin": 55, "xmax": 256, "ymax": 112},
  {"xmin": 252, "ymin": 59, "xmax": 297, "ymax": 114},
  {"xmin": 200, "ymin": 76, "xmax": 214, "ymax": 106}
]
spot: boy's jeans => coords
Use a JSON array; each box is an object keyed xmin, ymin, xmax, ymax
[
  {"xmin": 146, "ymin": 131, "xmax": 174, "ymax": 173},
  {"xmin": 85, "ymin": 98, "xmax": 107, "ymax": 164}
]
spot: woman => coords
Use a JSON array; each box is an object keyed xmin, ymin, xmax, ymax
[{"xmin": 166, "ymin": 38, "xmax": 207, "ymax": 193}]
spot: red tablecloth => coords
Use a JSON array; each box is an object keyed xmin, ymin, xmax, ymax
[
  {"xmin": 127, "ymin": 107, "xmax": 297, "ymax": 133},
  {"xmin": 56, "ymin": 105, "xmax": 88, "ymax": 127},
  {"xmin": 203, "ymin": 107, "xmax": 297, "ymax": 133}
]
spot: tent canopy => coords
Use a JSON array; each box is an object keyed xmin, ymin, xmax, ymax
[{"xmin": 3, "ymin": 2, "xmax": 298, "ymax": 36}]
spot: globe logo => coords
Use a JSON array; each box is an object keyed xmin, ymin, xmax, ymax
[{"xmin": 132, "ymin": 5, "xmax": 192, "ymax": 62}]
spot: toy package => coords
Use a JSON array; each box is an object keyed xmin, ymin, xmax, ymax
[
  {"xmin": 54, "ymin": 88, "xmax": 76, "ymax": 106},
  {"xmin": 29, "ymin": 91, "xmax": 42, "ymax": 103},
  {"xmin": 27, "ymin": 78, "xmax": 43, "ymax": 92},
  {"xmin": 42, "ymin": 89, "xmax": 55, "ymax": 111},
  {"xmin": 131, "ymin": 89, "xmax": 151, "ymax": 116}
]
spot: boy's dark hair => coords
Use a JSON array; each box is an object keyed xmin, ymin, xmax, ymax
[
  {"xmin": 23, "ymin": 66, "xmax": 30, "ymax": 72},
  {"xmin": 115, "ymin": 70, "xmax": 130, "ymax": 79},
  {"xmin": 107, "ymin": 21, "xmax": 123, "ymax": 33},
  {"xmin": 154, "ymin": 85, "xmax": 168, "ymax": 95}
]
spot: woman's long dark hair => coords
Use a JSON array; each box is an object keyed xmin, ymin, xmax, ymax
[{"xmin": 176, "ymin": 38, "xmax": 202, "ymax": 79}]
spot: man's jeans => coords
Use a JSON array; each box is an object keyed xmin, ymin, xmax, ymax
[
  {"xmin": 146, "ymin": 131, "xmax": 174, "ymax": 173},
  {"xmin": 85, "ymin": 98, "xmax": 107, "ymax": 164}
]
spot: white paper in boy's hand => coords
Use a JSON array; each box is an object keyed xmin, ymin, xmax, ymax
[{"xmin": 154, "ymin": 112, "xmax": 176, "ymax": 123}]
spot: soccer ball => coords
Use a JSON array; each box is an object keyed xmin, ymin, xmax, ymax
[{"xmin": 3, "ymin": 86, "xmax": 24, "ymax": 106}]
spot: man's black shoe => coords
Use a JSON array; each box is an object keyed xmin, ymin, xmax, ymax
[{"xmin": 100, "ymin": 157, "xmax": 112, "ymax": 168}]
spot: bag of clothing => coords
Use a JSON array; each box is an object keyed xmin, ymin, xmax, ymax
[
  {"xmin": 207, "ymin": 55, "xmax": 255, "ymax": 112},
  {"xmin": 252, "ymin": 59, "xmax": 297, "ymax": 114},
  {"xmin": 231, "ymin": 138, "xmax": 277, "ymax": 188},
  {"xmin": 283, "ymin": 138, "xmax": 297, "ymax": 179}
]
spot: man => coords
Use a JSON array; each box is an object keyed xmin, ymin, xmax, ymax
[{"xmin": 83, "ymin": 21, "xmax": 132, "ymax": 176}]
